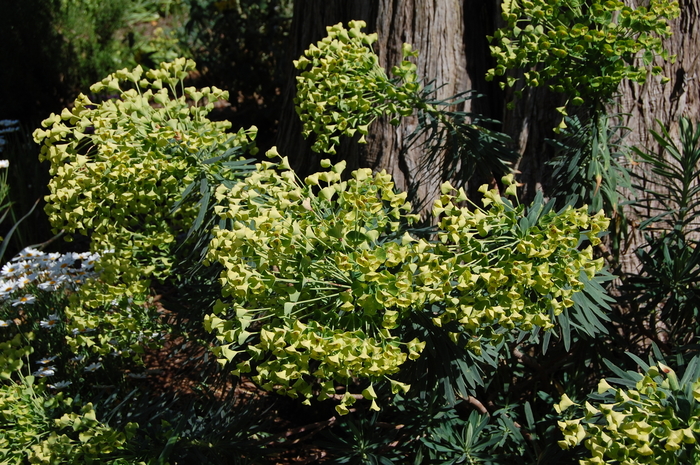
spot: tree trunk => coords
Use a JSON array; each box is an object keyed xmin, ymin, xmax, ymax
[
  {"xmin": 276, "ymin": 0, "xmax": 471, "ymax": 210},
  {"xmin": 615, "ymin": 0, "xmax": 700, "ymax": 150},
  {"xmin": 610, "ymin": 0, "xmax": 700, "ymax": 272},
  {"xmin": 502, "ymin": 85, "xmax": 567, "ymax": 202}
]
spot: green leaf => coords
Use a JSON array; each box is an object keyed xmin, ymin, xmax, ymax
[
  {"xmin": 346, "ymin": 230, "xmax": 368, "ymax": 245},
  {"xmin": 284, "ymin": 302, "xmax": 295, "ymax": 316}
]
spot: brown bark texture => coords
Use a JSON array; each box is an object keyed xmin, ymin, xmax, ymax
[
  {"xmin": 616, "ymin": 0, "xmax": 699, "ymax": 150},
  {"xmin": 613, "ymin": 0, "xmax": 700, "ymax": 272}
]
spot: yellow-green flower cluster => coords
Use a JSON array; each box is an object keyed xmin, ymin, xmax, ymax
[
  {"xmin": 33, "ymin": 58, "xmax": 257, "ymax": 306},
  {"xmin": 214, "ymin": 319, "xmax": 419, "ymax": 414},
  {"xmin": 204, "ymin": 153, "xmax": 608, "ymax": 413},
  {"xmin": 487, "ymin": 0, "xmax": 679, "ymax": 115},
  {"xmin": 557, "ymin": 363, "xmax": 700, "ymax": 464},
  {"xmin": 432, "ymin": 180, "xmax": 607, "ymax": 337},
  {"xmin": 0, "ymin": 376, "xmax": 137, "ymax": 465},
  {"xmin": 294, "ymin": 21, "xmax": 420, "ymax": 154}
]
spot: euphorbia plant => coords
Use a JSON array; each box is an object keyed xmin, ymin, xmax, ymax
[
  {"xmin": 205, "ymin": 150, "xmax": 609, "ymax": 414},
  {"xmin": 294, "ymin": 21, "xmax": 516, "ymax": 188},
  {"xmin": 33, "ymin": 58, "xmax": 258, "ymax": 308},
  {"xmin": 557, "ymin": 355, "xmax": 700, "ymax": 464},
  {"xmin": 487, "ymin": 0, "xmax": 679, "ymax": 249},
  {"xmin": 487, "ymin": 0, "xmax": 679, "ymax": 119},
  {"xmin": 293, "ymin": 20, "xmax": 420, "ymax": 155}
]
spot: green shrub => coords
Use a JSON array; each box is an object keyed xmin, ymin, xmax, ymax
[
  {"xmin": 0, "ymin": 375, "xmax": 137, "ymax": 465},
  {"xmin": 56, "ymin": 0, "xmax": 191, "ymax": 91},
  {"xmin": 626, "ymin": 118, "xmax": 700, "ymax": 343},
  {"xmin": 34, "ymin": 58, "xmax": 257, "ymax": 308},
  {"xmin": 487, "ymin": 0, "xmax": 679, "ymax": 124},
  {"xmin": 557, "ymin": 355, "xmax": 700, "ymax": 464},
  {"xmin": 204, "ymin": 151, "xmax": 608, "ymax": 414}
]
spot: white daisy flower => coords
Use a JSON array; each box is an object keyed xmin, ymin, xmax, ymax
[
  {"xmin": 39, "ymin": 314, "xmax": 61, "ymax": 329},
  {"xmin": 53, "ymin": 273, "xmax": 71, "ymax": 284},
  {"xmin": 33, "ymin": 366, "xmax": 56, "ymax": 377},
  {"xmin": 81, "ymin": 254, "xmax": 100, "ymax": 269},
  {"xmin": 47, "ymin": 380, "xmax": 72, "ymax": 389},
  {"xmin": 71, "ymin": 354, "xmax": 86, "ymax": 362},
  {"xmin": 0, "ymin": 160, "xmax": 9, "ymax": 169},
  {"xmin": 0, "ymin": 319, "xmax": 13, "ymax": 327},
  {"xmin": 12, "ymin": 294, "xmax": 36, "ymax": 306},
  {"xmin": 16, "ymin": 260, "xmax": 32, "ymax": 271},
  {"xmin": 51, "ymin": 256, "xmax": 76, "ymax": 272},
  {"xmin": 71, "ymin": 326, "xmax": 95, "ymax": 335},
  {"xmin": 0, "ymin": 279, "xmax": 19, "ymax": 295},
  {"xmin": 73, "ymin": 252, "xmax": 89, "ymax": 260},
  {"xmin": 84, "ymin": 362, "xmax": 103, "ymax": 372},
  {"xmin": 36, "ymin": 356, "xmax": 58, "ymax": 365},
  {"xmin": 1, "ymin": 262, "xmax": 19, "ymax": 277},
  {"xmin": 18, "ymin": 247, "xmax": 44, "ymax": 260},
  {"xmin": 37, "ymin": 279, "xmax": 59, "ymax": 291},
  {"xmin": 15, "ymin": 275, "xmax": 33, "ymax": 289}
]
